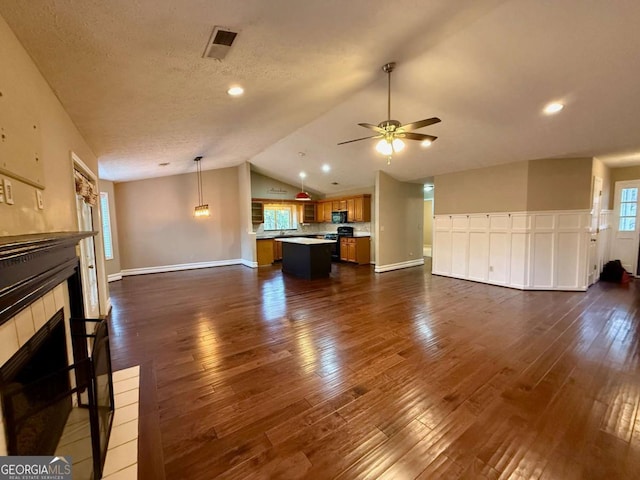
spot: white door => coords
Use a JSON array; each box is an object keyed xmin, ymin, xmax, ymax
[
  {"xmin": 588, "ymin": 177, "xmax": 603, "ymax": 286},
  {"xmin": 76, "ymin": 195, "xmax": 100, "ymax": 317},
  {"xmin": 611, "ymin": 180, "xmax": 640, "ymax": 275}
]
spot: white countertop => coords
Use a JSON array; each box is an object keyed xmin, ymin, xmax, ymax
[{"xmin": 275, "ymin": 237, "xmax": 336, "ymax": 245}]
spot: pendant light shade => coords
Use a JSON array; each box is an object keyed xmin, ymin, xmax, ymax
[
  {"xmin": 193, "ymin": 156, "xmax": 209, "ymax": 217},
  {"xmin": 296, "ymin": 172, "xmax": 311, "ymax": 201}
]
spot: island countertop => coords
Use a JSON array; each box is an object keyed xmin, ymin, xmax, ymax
[{"xmin": 275, "ymin": 237, "xmax": 336, "ymax": 245}]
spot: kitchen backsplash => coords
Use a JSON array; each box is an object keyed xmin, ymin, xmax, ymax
[{"xmin": 254, "ymin": 222, "xmax": 371, "ymax": 235}]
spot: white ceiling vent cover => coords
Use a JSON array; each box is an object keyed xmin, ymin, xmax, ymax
[{"xmin": 203, "ymin": 26, "xmax": 239, "ymax": 60}]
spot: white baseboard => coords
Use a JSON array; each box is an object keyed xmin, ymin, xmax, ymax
[
  {"xmin": 107, "ymin": 273, "xmax": 123, "ymax": 282},
  {"xmin": 241, "ymin": 259, "xmax": 259, "ymax": 268},
  {"xmin": 375, "ymin": 258, "xmax": 425, "ymax": 273},
  {"xmin": 121, "ymin": 259, "xmax": 244, "ymax": 277}
]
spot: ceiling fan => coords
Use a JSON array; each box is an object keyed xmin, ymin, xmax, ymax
[{"xmin": 338, "ymin": 62, "xmax": 441, "ymax": 164}]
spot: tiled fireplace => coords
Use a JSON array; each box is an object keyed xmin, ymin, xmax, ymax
[{"xmin": 0, "ymin": 232, "xmax": 114, "ymax": 479}]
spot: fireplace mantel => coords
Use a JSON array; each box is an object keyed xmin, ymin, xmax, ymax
[{"xmin": 0, "ymin": 231, "xmax": 96, "ymax": 325}]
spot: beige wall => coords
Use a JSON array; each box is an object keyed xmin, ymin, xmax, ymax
[
  {"xmin": 592, "ymin": 158, "xmax": 611, "ymax": 212},
  {"xmin": 526, "ymin": 158, "xmax": 592, "ymax": 211},
  {"xmin": 434, "ymin": 158, "xmax": 595, "ymax": 214},
  {"xmin": 99, "ymin": 180, "xmax": 122, "ymax": 277},
  {"xmin": 0, "ymin": 15, "xmax": 98, "ymax": 236},
  {"xmin": 251, "ymin": 171, "xmax": 321, "ymax": 200},
  {"xmin": 238, "ymin": 163, "xmax": 256, "ymax": 265},
  {"xmin": 375, "ymin": 171, "xmax": 424, "ymax": 267},
  {"xmin": 423, "ymin": 200, "xmax": 433, "ymax": 246},
  {"xmin": 434, "ymin": 162, "xmax": 529, "ymax": 215},
  {"xmin": 115, "ymin": 167, "xmax": 242, "ymax": 270},
  {"xmin": 610, "ymin": 165, "xmax": 640, "ymax": 209}
]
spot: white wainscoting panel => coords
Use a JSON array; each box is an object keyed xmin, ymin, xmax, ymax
[
  {"xmin": 451, "ymin": 231, "xmax": 469, "ymax": 278},
  {"xmin": 488, "ymin": 232, "xmax": 508, "ymax": 284},
  {"xmin": 432, "ymin": 210, "xmax": 591, "ymax": 291},
  {"xmin": 433, "ymin": 230, "xmax": 452, "ymax": 275},
  {"xmin": 468, "ymin": 232, "xmax": 489, "ymax": 281},
  {"xmin": 532, "ymin": 232, "xmax": 554, "ymax": 288}
]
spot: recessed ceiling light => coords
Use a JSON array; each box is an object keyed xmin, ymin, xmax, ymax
[
  {"xmin": 322, "ymin": 164, "xmax": 330, "ymax": 173},
  {"xmin": 227, "ymin": 86, "xmax": 244, "ymax": 96},
  {"xmin": 299, "ymin": 171, "xmax": 307, "ymax": 179},
  {"xmin": 158, "ymin": 162, "xmax": 170, "ymax": 166},
  {"xmin": 421, "ymin": 140, "xmax": 432, "ymax": 148},
  {"xmin": 424, "ymin": 185, "xmax": 434, "ymax": 191},
  {"xmin": 543, "ymin": 102, "xmax": 564, "ymax": 115}
]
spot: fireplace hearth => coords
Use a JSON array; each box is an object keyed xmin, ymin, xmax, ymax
[{"xmin": 0, "ymin": 232, "xmax": 114, "ymax": 480}]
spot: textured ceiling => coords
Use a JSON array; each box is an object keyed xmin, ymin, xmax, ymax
[{"xmin": 2, "ymin": 0, "xmax": 640, "ymax": 194}]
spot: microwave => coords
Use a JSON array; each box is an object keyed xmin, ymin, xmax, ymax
[{"xmin": 331, "ymin": 211, "xmax": 348, "ymax": 223}]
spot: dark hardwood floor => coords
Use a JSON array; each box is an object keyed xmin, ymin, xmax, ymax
[{"xmin": 107, "ymin": 260, "xmax": 640, "ymax": 479}]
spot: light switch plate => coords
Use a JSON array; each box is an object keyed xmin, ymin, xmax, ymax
[
  {"xmin": 36, "ymin": 189, "xmax": 44, "ymax": 209},
  {"xmin": 3, "ymin": 178, "xmax": 14, "ymax": 205}
]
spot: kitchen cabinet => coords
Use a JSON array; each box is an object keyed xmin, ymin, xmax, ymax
[
  {"xmin": 251, "ymin": 201, "xmax": 264, "ymax": 223},
  {"xmin": 319, "ymin": 195, "xmax": 371, "ymax": 223},
  {"xmin": 256, "ymin": 239, "xmax": 275, "ymax": 266},
  {"xmin": 318, "ymin": 201, "xmax": 332, "ymax": 223},
  {"xmin": 352, "ymin": 195, "xmax": 371, "ymax": 222},
  {"xmin": 274, "ymin": 239, "xmax": 283, "ymax": 261},
  {"xmin": 340, "ymin": 237, "xmax": 370, "ymax": 265},
  {"xmin": 297, "ymin": 202, "xmax": 317, "ymax": 223}
]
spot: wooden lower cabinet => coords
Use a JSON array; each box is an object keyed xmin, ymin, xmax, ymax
[
  {"xmin": 256, "ymin": 239, "xmax": 275, "ymax": 266},
  {"xmin": 274, "ymin": 240, "xmax": 283, "ymax": 261},
  {"xmin": 340, "ymin": 237, "xmax": 370, "ymax": 265}
]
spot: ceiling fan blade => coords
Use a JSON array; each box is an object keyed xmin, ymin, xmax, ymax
[
  {"xmin": 398, "ymin": 132, "xmax": 438, "ymax": 142},
  {"xmin": 337, "ymin": 134, "xmax": 382, "ymax": 146},
  {"xmin": 358, "ymin": 123, "xmax": 387, "ymax": 134},
  {"xmin": 399, "ymin": 117, "xmax": 441, "ymax": 132}
]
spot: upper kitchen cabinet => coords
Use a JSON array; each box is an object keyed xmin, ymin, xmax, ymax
[
  {"xmin": 297, "ymin": 202, "xmax": 318, "ymax": 223},
  {"xmin": 353, "ymin": 195, "xmax": 371, "ymax": 222},
  {"xmin": 318, "ymin": 195, "xmax": 371, "ymax": 223},
  {"xmin": 251, "ymin": 201, "xmax": 264, "ymax": 223}
]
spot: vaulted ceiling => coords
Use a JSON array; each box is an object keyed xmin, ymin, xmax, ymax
[{"xmin": 2, "ymin": 0, "xmax": 640, "ymax": 194}]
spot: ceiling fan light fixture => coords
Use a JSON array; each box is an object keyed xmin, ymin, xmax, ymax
[
  {"xmin": 375, "ymin": 138, "xmax": 405, "ymax": 156},
  {"xmin": 421, "ymin": 139, "xmax": 432, "ymax": 148}
]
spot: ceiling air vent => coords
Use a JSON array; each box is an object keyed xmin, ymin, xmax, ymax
[{"xmin": 203, "ymin": 26, "xmax": 239, "ymax": 60}]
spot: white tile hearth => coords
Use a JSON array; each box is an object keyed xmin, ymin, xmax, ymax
[
  {"xmin": 53, "ymin": 365, "xmax": 140, "ymax": 480},
  {"xmin": 102, "ymin": 365, "xmax": 140, "ymax": 480}
]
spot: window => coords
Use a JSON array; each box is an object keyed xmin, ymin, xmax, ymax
[
  {"xmin": 99, "ymin": 192, "xmax": 114, "ymax": 260},
  {"xmin": 619, "ymin": 187, "xmax": 638, "ymax": 232},
  {"xmin": 263, "ymin": 204, "xmax": 296, "ymax": 231}
]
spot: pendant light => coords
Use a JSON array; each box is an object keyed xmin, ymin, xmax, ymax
[
  {"xmin": 295, "ymin": 171, "xmax": 311, "ymax": 201},
  {"xmin": 193, "ymin": 156, "xmax": 209, "ymax": 217}
]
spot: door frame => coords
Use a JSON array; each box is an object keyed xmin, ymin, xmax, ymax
[
  {"xmin": 611, "ymin": 179, "xmax": 640, "ymax": 276},
  {"xmin": 71, "ymin": 152, "xmax": 110, "ymax": 316}
]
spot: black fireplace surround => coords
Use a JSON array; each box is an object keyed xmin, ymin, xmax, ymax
[{"xmin": 0, "ymin": 232, "xmax": 114, "ymax": 480}]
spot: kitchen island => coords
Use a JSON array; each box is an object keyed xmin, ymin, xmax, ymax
[{"xmin": 276, "ymin": 237, "xmax": 336, "ymax": 279}]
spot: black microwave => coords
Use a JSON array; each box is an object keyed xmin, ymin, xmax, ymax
[{"xmin": 331, "ymin": 211, "xmax": 348, "ymax": 223}]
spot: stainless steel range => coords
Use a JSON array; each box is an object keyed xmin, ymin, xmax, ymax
[{"xmin": 324, "ymin": 226, "xmax": 354, "ymax": 261}]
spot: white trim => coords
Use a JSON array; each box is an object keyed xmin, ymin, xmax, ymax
[
  {"xmin": 375, "ymin": 258, "xmax": 424, "ymax": 273},
  {"xmin": 105, "ymin": 296, "xmax": 112, "ymax": 314},
  {"xmin": 108, "ymin": 273, "xmax": 123, "ymax": 282},
  {"xmin": 241, "ymin": 259, "xmax": 259, "ymax": 268},
  {"xmin": 121, "ymin": 259, "xmax": 244, "ymax": 277}
]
